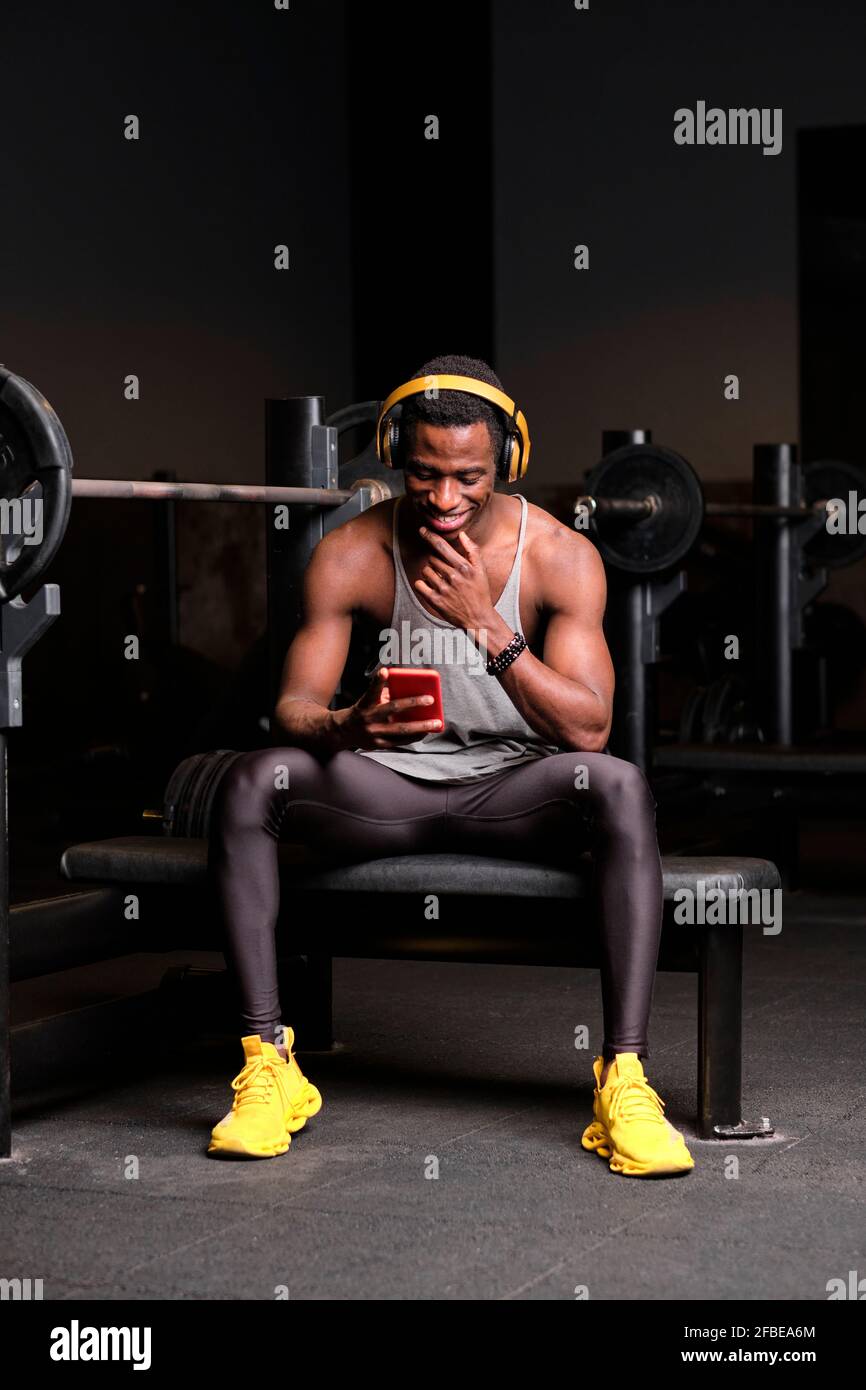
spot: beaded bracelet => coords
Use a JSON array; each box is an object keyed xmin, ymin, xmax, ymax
[{"xmin": 486, "ymin": 631, "xmax": 526, "ymax": 676}]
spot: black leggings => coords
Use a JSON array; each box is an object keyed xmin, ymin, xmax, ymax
[{"xmin": 207, "ymin": 748, "xmax": 664, "ymax": 1061}]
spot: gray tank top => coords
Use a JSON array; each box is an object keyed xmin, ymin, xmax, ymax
[{"xmin": 354, "ymin": 494, "xmax": 561, "ymax": 783}]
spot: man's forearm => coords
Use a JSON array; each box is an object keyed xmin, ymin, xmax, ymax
[
  {"xmin": 476, "ymin": 611, "xmax": 609, "ymax": 751},
  {"xmin": 273, "ymin": 698, "xmax": 351, "ymax": 755}
]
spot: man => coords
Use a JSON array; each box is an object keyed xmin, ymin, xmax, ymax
[{"xmin": 206, "ymin": 354, "xmax": 694, "ymax": 1177}]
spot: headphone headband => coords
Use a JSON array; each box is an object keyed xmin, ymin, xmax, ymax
[{"xmin": 375, "ymin": 373, "xmax": 530, "ymax": 483}]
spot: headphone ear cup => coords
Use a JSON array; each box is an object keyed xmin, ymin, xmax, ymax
[
  {"xmin": 514, "ymin": 429, "xmax": 529, "ymax": 480},
  {"xmin": 516, "ymin": 439, "xmax": 527, "ymax": 480},
  {"xmin": 378, "ymin": 415, "xmax": 396, "ymax": 467},
  {"xmin": 498, "ymin": 433, "xmax": 512, "ymax": 483},
  {"xmin": 501, "ymin": 430, "xmax": 524, "ymax": 483},
  {"xmin": 388, "ymin": 419, "xmax": 401, "ymax": 467}
]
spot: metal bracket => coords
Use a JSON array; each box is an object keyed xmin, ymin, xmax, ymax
[
  {"xmin": 310, "ymin": 424, "xmax": 340, "ymax": 494},
  {"xmin": 0, "ymin": 585, "xmax": 61, "ymax": 728},
  {"xmin": 641, "ymin": 571, "xmax": 686, "ymax": 663},
  {"xmin": 710, "ymin": 1116, "xmax": 775, "ymax": 1140}
]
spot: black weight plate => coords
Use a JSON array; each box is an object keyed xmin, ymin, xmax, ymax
[
  {"xmin": 678, "ymin": 676, "xmax": 762, "ymax": 745},
  {"xmin": 196, "ymin": 750, "xmax": 245, "ymax": 839},
  {"xmin": 163, "ymin": 750, "xmax": 243, "ymax": 838},
  {"xmin": 163, "ymin": 752, "xmax": 201, "ymax": 836},
  {"xmin": 327, "ymin": 399, "xmax": 403, "ymax": 495},
  {"xmin": 584, "ymin": 444, "xmax": 704, "ymax": 575},
  {"xmin": 678, "ymin": 686, "xmax": 706, "ymax": 743},
  {"xmin": 0, "ymin": 368, "xmax": 73, "ymax": 601},
  {"xmin": 326, "ymin": 400, "xmax": 380, "ymax": 436},
  {"xmin": 802, "ymin": 459, "xmax": 866, "ymax": 570},
  {"xmin": 185, "ymin": 751, "xmax": 224, "ymax": 839},
  {"xmin": 702, "ymin": 676, "xmax": 739, "ymax": 742}
]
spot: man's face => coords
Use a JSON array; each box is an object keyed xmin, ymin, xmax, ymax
[{"xmin": 402, "ymin": 421, "xmax": 497, "ymax": 537}]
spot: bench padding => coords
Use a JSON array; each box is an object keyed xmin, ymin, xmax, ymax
[{"xmin": 60, "ymin": 836, "xmax": 781, "ymax": 898}]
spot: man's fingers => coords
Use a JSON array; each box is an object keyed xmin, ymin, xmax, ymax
[
  {"xmin": 418, "ymin": 526, "xmax": 465, "ymax": 566},
  {"xmin": 368, "ymin": 719, "xmax": 442, "ymax": 735},
  {"xmin": 414, "ymin": 579, "xmax": 445, "ymax": 601},
  {"xmin": 381, "ymin": 695, "xmax": 435, "ymax": 713},
  {"xmin": 455, "ymin": 528, "xmax": 476, "ymax": 553},
  {"xmin": 420, "ymin": 565, "xmax": 448, "ymax": 588}
]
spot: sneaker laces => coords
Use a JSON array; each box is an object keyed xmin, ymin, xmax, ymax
[
  {"xmin": 230, "ymin": 1055, "xmax": 282, "ymax": 1109},
  {"xmin": 606, "ymin": 1074, "xmax": 668, "ymax": 1127}
]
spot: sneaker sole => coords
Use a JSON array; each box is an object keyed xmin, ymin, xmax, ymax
[
  {"xmin": 207, "ymin": 1085, "xmax": 323, "ymax": 1158},
  {"xmin": 581, "ymin": 1120, "xmax": 695, "ymax": 1177},
  {"xmin": 207, "ymin": 1135, "xmax": 291, "ymax": 1159}
]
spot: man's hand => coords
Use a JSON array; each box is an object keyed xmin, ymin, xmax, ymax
[
  {"xmin": 338, "ymin": 668, "xmax": 443, "ymax": 750},
  {"xmin": 413, "ymin": 527, "xmax": 497, "ymax": 630}
]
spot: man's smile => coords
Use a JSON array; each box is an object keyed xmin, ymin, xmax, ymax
[{"xmin": 421, "ymin": 508, "xmax": 473, "ymax": 533}]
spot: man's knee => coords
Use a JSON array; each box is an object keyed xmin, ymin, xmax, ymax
[
  {"xmin": 578, "ymin": 754, "xmax": 657, "ymax": 825},
  {"xmin": 600, "ymin": 755, "xmax": 653, "ymax": 800},
  {"xmin": 213, "ymin": 746, "xmax": 320, "ymax": 830}
]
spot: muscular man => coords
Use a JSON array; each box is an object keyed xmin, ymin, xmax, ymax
[{"xmin": 207, "ymin": 354, "xmax": 695, "ymax": 1178}]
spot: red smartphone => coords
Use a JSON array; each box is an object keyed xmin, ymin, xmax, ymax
[{"xmin": 382, "ymin": 667, "xmax": 444, "ymax": 730}]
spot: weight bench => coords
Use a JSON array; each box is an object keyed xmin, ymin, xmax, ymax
[{"xmin": 59, "ymin": 836, "xmax": 780, "ymax": 1139}]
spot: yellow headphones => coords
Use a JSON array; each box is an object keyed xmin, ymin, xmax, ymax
[{"xmin": 375, "ymin": 373, "xmax": 531, "ymax": 484}]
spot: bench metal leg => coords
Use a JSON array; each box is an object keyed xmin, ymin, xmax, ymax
[{"xmin": 698, "ymin": 924, "xmax": 773, "ymax": 1139}]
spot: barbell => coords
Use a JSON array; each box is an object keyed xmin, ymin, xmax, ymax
[
  {"xmin": 575, "ymin": 444, "xmax": 866, "ymax": 575},
  {"xmin": 69, "ymin": 477, "xmax": 391, "ymax": 506},
  {"xmin": 5, "ymin": 366, "xmax": 865, "ymax": 596},
  {"xmin": 0, "ymin": 367, "xmax": 392, "ymax": 603}
]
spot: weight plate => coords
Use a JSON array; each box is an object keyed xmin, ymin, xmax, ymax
[
  {"xmin": 163, "ymin": 750, "xmax": 244, "ymax": 838},
  {"xmin": 583, "ymin": 444, "xmax": 704, "ymax": 575},
  {"xmin": 328, "ymin": 398, "xmax": 403, "ymax": 495},
  {"xmin": 702, "ymin": 676, "xmax": 739, "ymax": 742},
  {"xmin": 0, "ymin": 368, "xmax": 73, "ymax": 602},
  {"xmin": 678, "ymin": 675, "xmax": 763, "ymax": 745},
  {"xmin": 678, "ymin": 686, "xmax": 706, "ymax": 743},
  {"xmin": 802, "ymin": 459, "xmax": 866, "ymax": 570}
]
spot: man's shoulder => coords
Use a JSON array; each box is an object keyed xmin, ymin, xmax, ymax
[{"xmin": 522, "ymin": 497, "xmax": 603, "ymax": 576}]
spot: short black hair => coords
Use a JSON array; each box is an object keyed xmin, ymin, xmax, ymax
[{"xmin": 398, "ymin": 353, "xmax": 506, "ymax": 470}]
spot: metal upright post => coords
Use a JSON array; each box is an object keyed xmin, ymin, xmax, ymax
[
  {"xmin": 753, "ymin": 444, "xmax": 797, "ymax": 745},
  {"xmin": 0, "ymin": 588, "xmax": 61, "ymax": 1157},
  {"xmin": 265, "ymin": 397, "xmax": 336, "ymax": 716},
  {"xmin": 0, "ymin": 730, "xmax": 9, "ymax": 1157}
]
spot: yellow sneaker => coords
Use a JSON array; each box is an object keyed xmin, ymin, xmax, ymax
[
  {"xmin": 581, "ymin": 1052, "xmax": 695, "ymax": 1177},
  {"xmin": 207, "ymin": 1032, "xmax": 322, "ymax": 1159}
]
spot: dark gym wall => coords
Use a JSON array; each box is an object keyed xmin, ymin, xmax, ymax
[
  {"xmin": 3, "ymin": 1, "xmax": 353, "ymax": 489},
  {"xmin": 490, "ymin": 0, "xmax": 866, "ymax": 493},
  {"xmin": 799, "ymin": 125, "xmax": 866, "ymax": 466},
  {"xmin": 345, "ymin": 2, "xmax": 494, "ymax": 399}
]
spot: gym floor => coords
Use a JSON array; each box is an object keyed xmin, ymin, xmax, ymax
[{"xmin": 2, "ymin": 886, "xmax": 863, "ymax": 1301}]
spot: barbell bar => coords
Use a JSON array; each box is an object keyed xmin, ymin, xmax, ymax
[
  {"xmin": 69, "ymin": 477, "xmax": 392, "ymax": 506},
  {"xmin": 576, "ymin": 494, "xmax": 836, "ymax": 521}
]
